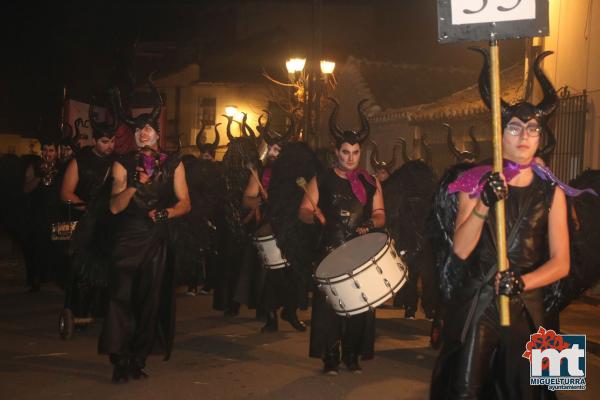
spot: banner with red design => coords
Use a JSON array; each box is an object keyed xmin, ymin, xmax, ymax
[{"xmin": 63, "ymin": 100, "xmax": 167, "ymax": 154}]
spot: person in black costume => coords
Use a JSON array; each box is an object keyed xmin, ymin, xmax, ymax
[
  {"xmin": 23, "ymin": 137, "xmax": 62, "ymax": 292},
  {"xmin": 215, "ymin": 115, "xmax": 260, "ymax": 316},
  {"xmin": 242, "ymin": 111, "xmax": 307, "ymax": 333},
  {"xmin": 299, "ymin": 98, "xmax": 385, "ymax": 375},
  {"xmin": 430, "ymin": 50, "xmax": 571, "ymax": 400},
  {"xmin": 178, "ymin": 122, "xmax": 223, "ymax": 296},
  {"xmin": 60, "ymin": 98, "xmax": 117, "ymax": 323},
  {"xmin": 99, "ymin": 79, "xmax": 191, "ymax": 383},
  {"xmin": 369, "ymin": 139, "xmax": 399, "ymax": 184},
  {"xmin": 383, "ymin": 140, "xmax": 438, "ymax": 320}
]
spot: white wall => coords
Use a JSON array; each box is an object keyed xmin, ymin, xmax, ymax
[
  {"xmin": 544, "ymin": 0, "xmax": 600, "ymax": 169},
  {"xmin": 154, "ymin": 65, "xmax": 269, "ymax": 160}
]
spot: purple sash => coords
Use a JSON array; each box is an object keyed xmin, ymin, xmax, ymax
[
  {"xmin": 344, "ymin": 168, "xmax": 376, "ymax": 205},
  {"xmin": 448, "ymin": 160, "xmax": 597, "ymax": 198}
]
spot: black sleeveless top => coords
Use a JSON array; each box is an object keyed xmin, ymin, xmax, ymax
[
  {"xmin": 74, "ymin": 147, "xmax": 113, "ymax": 203},
  {"xmin": 116, "ymin": 151, "xmax": 180, "ymax": 221},
  {"xmin": 476, "ymin": 174, "xmax": 555, "ymax": 279},
  {"xmin": 317, "ymin": 168, "xmax": 376, "ymax": 251}
]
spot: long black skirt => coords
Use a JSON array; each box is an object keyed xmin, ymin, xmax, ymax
[{"xmin": 98, "ymin": 218, "xmax": 175, "ymax": 360}]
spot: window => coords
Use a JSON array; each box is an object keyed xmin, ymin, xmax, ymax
[{"xmin": 200, "ymin": 97, "xmax": 216, "ymax": 126}]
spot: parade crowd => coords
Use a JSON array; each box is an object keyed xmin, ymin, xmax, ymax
[{"xmin": 1, "ymin": 50, "xmax": 600, "ymax": 400}]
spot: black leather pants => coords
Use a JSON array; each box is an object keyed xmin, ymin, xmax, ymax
[{"xmin": 450, "ymin": 302, "xmax": 547, "ymax": 400}]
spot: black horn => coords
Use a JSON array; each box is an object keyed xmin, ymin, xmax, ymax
[
  {"xmin": 195, "ymin": 120, "xmax": 206, "ymax": 148},
  {"xmin": 470, "ymin": 47, "xmax": 510, "ymax": 118},
  {"xmin": 223, "ymin": 114, "xmax": 235, "ymax": 141},
  {"xmin": 533, "ymin": 51, "xmax": 559, "ymax": 120},
  {"xmin": 445, "ymin": 123, "xmax": 463, "ymax": 161},
  {"xmin": 468, "ymin": 126, "xmax": 480, "ymax": 161},
  {"xmin": 370, "ymin": 140, "xmax": 383, "ymax": 170},
  {"xmin": 327, "ymin": 97, "xmax": 344, "ymax": 142},
  {"xmin": 397, "ymin": 137, "xmax": 412, "ymax": 163},
  {"xmin": 147, "ymin": 72, "xmax": 162, "ymax": 122},
  {"xmin": 356, "ymin": 99, "xmax": 370, "ymax": 143}
]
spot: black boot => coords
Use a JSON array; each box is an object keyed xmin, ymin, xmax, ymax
[
  {"xmin": 323, "ymin": 344, "xmax": 340, "ymax": 376},
  {"xmin": 110, "ymin": 354, "xmax": 129, "ymax": 384},
  {"xmin": 342, "ymin": 353, "xmax": 362, "ymax": 373},
  {"xmin": 129, "ymin": 356, "xmax": 148, "ymax": 380},
  {"xmin": 281, "ymin": 308, "xmax": 306, "ymax": 332},
  {"xmin": 261, "ymin": 310, "xmax": 278, "ymax": 333}
]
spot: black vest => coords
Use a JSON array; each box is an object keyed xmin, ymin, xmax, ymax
[
  {"xmin": 117, "ymin": 151, "xmax": 180, "ymax": 220},
  {"xmin": 317, "ymin": 168, "xmax": 375, "ymax": 251},
  {"xmin": 477, "ymin": 174, "xmax": 555, "ymax": 278},
  {"xmin": 74, "ymin": 147, "xmax": 113, "ymax": 203}
]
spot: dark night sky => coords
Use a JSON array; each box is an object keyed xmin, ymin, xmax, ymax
[{"xmin": 1, "ymin": 1, "xmax": 524, "ymax": 137}]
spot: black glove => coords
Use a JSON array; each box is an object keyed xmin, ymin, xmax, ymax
[
  {"xmin": 154, "ymin": 208, "xmax": 169, "ymax": 223},
  {"xmin": 358, "ymin": 219, "xmax": 375, "ymax": 232},
  {"xmin": 497, "ymin": 270, "xmax": 525, "ymax": 297},
  {"xmin": 480, "ymin": 171, "xmax": 508, "ymax": 207}
]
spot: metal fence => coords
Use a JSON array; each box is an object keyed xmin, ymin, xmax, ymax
[{"xmin": 549, "ymin": 89, "xmax": 587, "ymax": 182}]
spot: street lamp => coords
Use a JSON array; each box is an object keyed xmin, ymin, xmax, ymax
[
  {"xmin": 320, "ymin": 60, "xmax": 335, "ymax": 75},
  {"xmin": 224, "ymin": 105, "xmax": 238, "ymax": 118},
  {"xmin": 262, "ymin": 57, "xmax": 336, "ymax": 147}
]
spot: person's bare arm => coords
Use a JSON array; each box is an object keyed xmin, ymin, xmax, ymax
[
  {"xmin": 371, "ymin": 179, "xmax": 386, "ymax": 227},
  {"xmin": 23, "ymin": 164, "xmax": 40, "ymax": 193},
  {"xmin": 453, "ymin": 192, "xmax": 489, "ymax": 260},
  {"xmin": 242, "ymin": 175, "xmax": 261, "ymax": 210},
  {"xmin": 109, "ymin": 161, "xmax": 137, "ymax": 215},
  {"xmin": 149, "ymin": 161, "xmax": 191, "ymax": 221},
  {"xmin": 298, "ymin": 176, "xmax": 325, "ymax": 224},
  {"xmin": 520, "ymin": 187, "xmax": 570, "ymax": 291},
  {"xmin": 60, "ymin": 159, "xmax": 85, "ymax": 208}
]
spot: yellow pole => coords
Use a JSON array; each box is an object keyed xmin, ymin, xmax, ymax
[{"xmin": 489, "ymin": 39, "xmax": 510, "ymax": 327}]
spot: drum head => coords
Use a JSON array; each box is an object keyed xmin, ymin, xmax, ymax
[{"xmin": 316, "ymin": 232, "xmax": 388, "ymax": 279}]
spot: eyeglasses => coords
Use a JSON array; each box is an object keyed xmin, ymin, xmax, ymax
[{"xmin": 504, "ymin": 123, "xmax": 542, "ymax": 137}]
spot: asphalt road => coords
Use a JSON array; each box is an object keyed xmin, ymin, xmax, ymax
[{"xmin": 1, "ymin": 251, "xmax": 599, "ymax": 400}]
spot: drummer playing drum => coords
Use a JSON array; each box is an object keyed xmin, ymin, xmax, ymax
[{"xmin": 298, "ymin": 98, "xmax": 385, "ymax": 375}]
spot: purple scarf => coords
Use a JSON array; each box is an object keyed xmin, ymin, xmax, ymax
[
  {"xmin": 262, "ymin": 167, "xmax": 272, "ymax": 192},
  {"xmin": 140, "ymin": 152, "xmax": 168, "ymax": 178},
  {"xmin": 344, "ymin": 168, "xmax": 376, "ymax": 205},
  {"xmin": 448, "ymin": 159, "xmax": 598, "ymax": 197}
]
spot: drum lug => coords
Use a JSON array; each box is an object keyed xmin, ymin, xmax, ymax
[
  {"xmin": 338, "ymin": 299, "xmax": 345, "ymax": 310},
  {"xmin": 383, "ymin": 278, "xmax": 393, "ymax": 295},
  {"xmin": 352, "ymin": 277, "xmax": 360, "ymax": 289},
  {"xmin": 361, "ymin": 292, "xmax": 368, "ymax": 303},
  {"xmin": 331, "ymin": 286, "xmax": 338, "ymax": 297},
  {"xmin": 376, "ymin": 265, "xmax": 383, "ymax": 275}
]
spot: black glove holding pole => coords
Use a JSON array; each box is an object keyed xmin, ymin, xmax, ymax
[{"xmin": 479, "ymin": 171, "xmax": 508, "ymax": 207}]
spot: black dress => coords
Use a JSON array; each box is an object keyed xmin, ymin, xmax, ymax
[
  {"xmin": 98, "ymin": 152, "xmax": 180, "ymax": 365},
  {"xmin": 431, "ymin": 174, "xmax": 557, "ymax": 400},
  {"xmin": 309, "ymin": 168, "xmax": 377, "ymax": 360},
  {"xmin": 67, "ymin": 147, "xmax": 114, "ymax": 316}
]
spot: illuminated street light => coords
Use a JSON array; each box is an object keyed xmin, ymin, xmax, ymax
[
  {"xmin": 286, "ymin": 58, "xmax": 306, "ymax": 74},
  {"xmin": 224, "ymin": 105, "xmax": 238, "ymax": 117},
  {"xmin": 320, "ymin": 60, "xmax": 336, "ymax": 75}
]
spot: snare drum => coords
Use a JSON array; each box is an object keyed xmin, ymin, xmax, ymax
[
  {"xmin": 314, "ymin": 232, "xmax": 408, "ymax": 316},
  {"xmin": 51, "ymin": 221, "xmax": 78, "ymax": 241},
  {"xmin": 252, "ymin": 223, "xmax": 288, "ymax": 270}
]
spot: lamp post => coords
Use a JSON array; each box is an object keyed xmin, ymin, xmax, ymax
[
  {"xmin": 284, "ymin": 57, "xmax": 336, "ymax": 148},
  {"xmin": 262, "ymin": 58, "xmax": 335, "ymax": 147}
]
